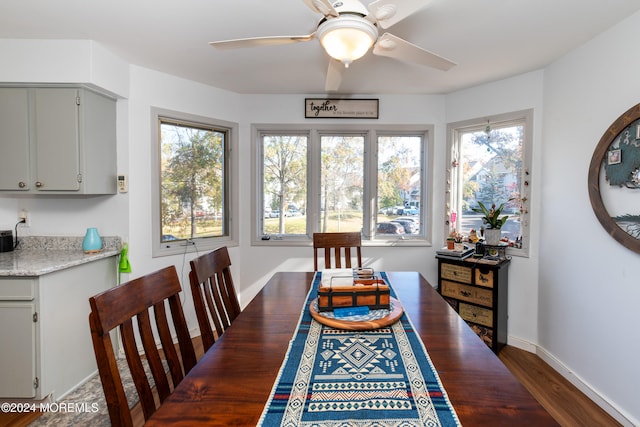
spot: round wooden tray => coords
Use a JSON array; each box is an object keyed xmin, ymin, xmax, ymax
[{"xmin": 309, "ymin": 297, "xmax": 403, "ymax": 330}]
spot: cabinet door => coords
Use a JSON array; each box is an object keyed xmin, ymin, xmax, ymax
[
  {"xmin": 0, "ymin": 303, "xmax": 37, "ymax": 398},
  {"xmin": 0, "ymin": 88, "xmax": 30, "ymax": 191},
  {"xmin": 33, "ymin": 88, "xmax": 81, "ymax": 191}
]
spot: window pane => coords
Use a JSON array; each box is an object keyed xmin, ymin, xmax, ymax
[
  {"xmin": 376, "ymin": 136, "xmax": 422, "ymax": 236},
  {"xmin": 458, "ymin": 124, "xmax": 523, "ymax": 245},
  {"xmin": 320, "ymin": 135, "xmax": 364, "ymax": 233},
  {"xmin": 160, "ymin": 121, "xmax": 226, "ymax": 242},
  {"xmin": 262, "ymin": 135, "xmax": 308, "ymax": 235}
]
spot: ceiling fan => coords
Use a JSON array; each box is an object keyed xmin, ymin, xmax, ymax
[{"xmin": 209, "ymin": 0, "xmax": 456, "ymax": 91}]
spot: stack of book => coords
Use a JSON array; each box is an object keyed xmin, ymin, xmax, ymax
[{"xmin": 436, "ymin": 245, "xmax": 475, "ymax": 260}]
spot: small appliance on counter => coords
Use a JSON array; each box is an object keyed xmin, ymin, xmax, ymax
[{"xmin": 0, "ymin": 230, "xmax": 14, "ymax": 253}]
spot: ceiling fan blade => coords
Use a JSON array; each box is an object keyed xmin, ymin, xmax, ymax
[
  {"xmin": 367, "ymin": 0, "xmax": 431, "ymax": 29},
  {"xmin": 325, "ymin": 59, "xmax": 345, "ymax": 92},
  {"xmin": 303, "ymin": 0, "xmax": 339, "ymax": 18},
  {"xmin": 373, "ymin": 32, "xmax": 456, "ymax": 71},
  {"xmin": 210, "ymin": 34, "xmax": 315, "ymax": 50}
]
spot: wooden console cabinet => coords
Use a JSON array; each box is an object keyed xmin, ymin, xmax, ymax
[{"xmin": 436, "ymin": 255, "xmax": 510, "ymax": 353}]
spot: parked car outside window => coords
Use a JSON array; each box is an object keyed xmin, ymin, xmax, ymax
[
  {"xmin": 376, "ymin": 222, "xmax": 405, "ymax": 235},
  {"xmin": 394, "ymin": 216, "xmax": 420, "ymax": 232},
  {"xmin": 390, "ymin": 219, "xmax": 417, "ymax": 234}
]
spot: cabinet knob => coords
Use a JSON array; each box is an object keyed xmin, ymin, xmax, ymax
[
  {"xmin": 35, "ymin": 181, "xmax": 43, "ymax": 188},
  {"xmin": 18, "ymin": 181, "xmax": 27, "ymax": 188}
]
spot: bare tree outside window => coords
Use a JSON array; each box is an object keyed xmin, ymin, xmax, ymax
[
  {"xmin": 255, "ymin": 125, "xmax": 431, "ymax": 243},
  {"xmin": 320, "ymin": 135, "xmax": 364, "ymax": 232},
  {"xmin": 262, "ymin": 135, "xmax": 307, "ymax": 235},
  {"xmin": 160, "ymin": 121, "xmax": 226, "ymax": 241},
  {"xmin": 376, "ymin": 136, "xmax": 423, "ymax": 236}
]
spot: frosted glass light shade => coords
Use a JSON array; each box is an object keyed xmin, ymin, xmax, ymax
[{"xmin": 318, "ymin": 16, "xmax": 378, "ymax": 67}]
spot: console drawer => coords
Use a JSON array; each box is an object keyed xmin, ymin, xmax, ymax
[
  {"xmin": 440, "ymin": 263, "xmax": 472, "ymax": 284},
  {"xmin": 474, "ymin": 268, "xmax": 494, "ymax": 288},
  {"xmin": 459, "ymin": 302, "xmax": 493, "ymax": 327},
  {"xmin": 441, "ymin": 280, "xmax": 492, "ymax": 307}
]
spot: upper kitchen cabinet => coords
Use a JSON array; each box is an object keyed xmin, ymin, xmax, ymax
[{"xmin": 0, "ymin": 86, "xmax": 117, "ymax": 195}]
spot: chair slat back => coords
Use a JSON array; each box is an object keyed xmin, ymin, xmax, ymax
[
  {"xmin": 189, "ymin": 246, "xmax": 241, "ymax": 352},
  {"xmin": 89, "ymin": 266, "xmax": 197, "ymax": 427},
  {"xmin": 313, "ymin": 232, "xmax": 363, "ymax": 271}
]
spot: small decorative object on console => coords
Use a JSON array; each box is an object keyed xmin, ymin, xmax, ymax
[{"xmin": 483, "ymin": 244, "xmax": 508, "ymax": 260}]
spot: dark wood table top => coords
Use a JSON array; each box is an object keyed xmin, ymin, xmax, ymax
[{"xmin": 146, "ymin": 271, "xmax": 558, "ymax": 426}]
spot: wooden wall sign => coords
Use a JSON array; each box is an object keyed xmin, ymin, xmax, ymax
[
  {"xmin": 305, "ymin": 98, "xmax": 379, "ymax": 119},
  {"xmin": 588, "ymin": 102, "xmax": 640, "ymax": 254}
]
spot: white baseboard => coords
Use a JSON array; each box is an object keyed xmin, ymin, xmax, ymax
[
  {"xmin": 506, "ymin": 335, "xmax": 537, "ymax": 352},
  {"xmin": 507, "ymin": 335, "xmax": 637, "ymax": 427},
  {"xmin": 55, "ymin": 370, "xmax": 98, "ymax": 401}
]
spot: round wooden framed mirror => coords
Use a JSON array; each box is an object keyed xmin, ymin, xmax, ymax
[{"xmin": 588, "ymin": 103, "xmax": 640, "ymax": 254}]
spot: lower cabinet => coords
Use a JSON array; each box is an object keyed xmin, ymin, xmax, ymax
[
  {"xmin": 0, "ymin": 299, "xmax": 37, "ymax": 397},
  {"xmin": 0, "ymin": 258, "xmax": 116, "ymax": 399},
  {"xmin": 436, "ymin": 256, "xmax": 510, "ymax": 353}
]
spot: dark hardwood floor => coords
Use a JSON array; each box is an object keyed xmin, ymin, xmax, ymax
[
  {"xmin": 0, "ymin": 341, "xmax": 621, "ymax": 426},
  {"xmin": 499, "ymin": 346, "xmax": 621, "ymax": 427}
]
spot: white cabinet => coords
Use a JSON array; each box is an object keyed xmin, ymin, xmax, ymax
[
  {"xmin": 0, "ymin": 288, "xmax": 37, "ymax": 398},
  {"xmin": 0, "ymin": 88, "xmax": 30, "ymax": 190},
  {"xmin": 0, "ymin": 86, "xmax": 117, "ymax": 194},
  {"xmin": 0, "ymin": 257, "xmax": 117, "ymax": 400}
]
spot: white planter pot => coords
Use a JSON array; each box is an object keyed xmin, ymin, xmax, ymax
[{"xmin": 484, "ymin": 228, "xmax": 501, "ymax": 245}]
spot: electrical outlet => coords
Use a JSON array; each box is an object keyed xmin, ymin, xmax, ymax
[{"xmin": 19, "ymin": 209, "xmax": 30, "ymax": 227}]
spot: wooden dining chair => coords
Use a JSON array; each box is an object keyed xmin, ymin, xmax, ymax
[
  {"xmin": 189, "ymin": 246, "xmax": 242, "ymax": 352},
  {"xmin": 88, "ymin": 265, "xmax": 197, "ymax": 427},
  {"xmin": 313, "ymin": 232, "xmax": 363, "ymax": 270}
]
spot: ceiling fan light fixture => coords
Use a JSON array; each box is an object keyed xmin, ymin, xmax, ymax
[{"xmin": 317, "ymin": 15, "xmax": 378, "ymax": 67}]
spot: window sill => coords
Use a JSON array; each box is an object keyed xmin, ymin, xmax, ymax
[{"xmin": 251, "ymin": 237, "xmax": 433, "ymax": 248}]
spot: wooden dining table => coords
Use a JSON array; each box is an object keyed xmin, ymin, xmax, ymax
[{"xmin": 145, "ymin": 271, "xmax": 558, "ymax": 426}]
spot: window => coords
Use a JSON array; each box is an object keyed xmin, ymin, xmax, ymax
[
  {"xmin": 262, "ymin": 134, "xmax": 308, "ymax": 236},
  {"xmin": 446, "ymin": 110, "xmax": 532, "ymax": 256},
  {"xmin": 254, "ymin": 125, "xmax": 432, "ymax": 245},
  {"xmin": 376, "ymin": 135, "xmax": 424, "ymax": 237},
  {"xmin": 320, "ymin": 134, "xmax": 364, "ymax": 233},
  {"xmin": 152, "ymin": 108, "xmax": 238, "ymax": 256}
]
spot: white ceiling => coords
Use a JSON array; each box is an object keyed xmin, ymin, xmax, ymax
[{"xmin": 1, "ymin": 0, "xmax": 639, "ymax": 95}]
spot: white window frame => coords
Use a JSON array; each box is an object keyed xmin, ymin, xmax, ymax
[
  {"xmin": 251, "ymin": 124, "xmax": 434, "ymax": 247},
  {"xmin": 446, "ymin": 109, "xmax": 532, "ymax": 257},
  {"xmin": 151, "ymin": 107, "xmax": 239, "ymax": 257}
]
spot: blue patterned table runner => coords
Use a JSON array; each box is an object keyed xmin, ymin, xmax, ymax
[{"xmin": 258, "ymin": 272, "xmax": 461, "ymax": 427}]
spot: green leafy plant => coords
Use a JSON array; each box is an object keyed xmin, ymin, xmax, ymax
[
  {"xmin": 448, "ymin": 230, "xmax": 464, "ymax": 242},
  {"xmin": 472, "ymin": 200, "xmax": 511, "ymax": 229}
]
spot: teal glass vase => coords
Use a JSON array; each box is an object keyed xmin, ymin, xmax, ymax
[{"xmin": 82, "ymin": 227, "xmax": 103, "ymax": 253}]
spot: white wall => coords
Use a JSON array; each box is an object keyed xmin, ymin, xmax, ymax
[
  {"xmin": 538, "ymin": 11, "xmax": 640, "ymax": 426},
  {"xmin": 0, "ymin": 39, "xmax": 129, "ymax": 248},
  {"xmin": 445, "ymin": 70, "xmax": 545, "ymax": 350}
]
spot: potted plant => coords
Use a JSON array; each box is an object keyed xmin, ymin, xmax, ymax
[
  {"xmin": 446, "ymin": 233, "xmax": 455, "ymax": 250},
  {"xmin": 472, "ymin": 200, "xmax": 511, "ymax": 245},
  {"xmin": 447, "ymin": 230, "xmax": 465, "ymax": 251}
]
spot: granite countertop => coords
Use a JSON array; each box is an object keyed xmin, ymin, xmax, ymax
[{"xmin": 0, "ymin": 236, "xmax": 122, "ymax": 277}]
